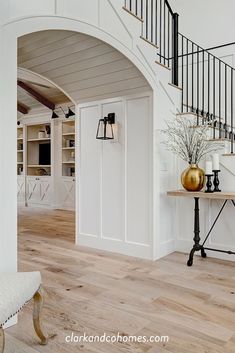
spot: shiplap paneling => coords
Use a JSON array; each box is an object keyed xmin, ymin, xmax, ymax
[
  {"xmin": 42, "ymin": 47, "xmax": 122, "ymax": 79},
  {"xmin": 18, "ymin": 30, "xmax": 150, "ymax": 105}
]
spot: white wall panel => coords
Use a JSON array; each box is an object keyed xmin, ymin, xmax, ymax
[
  {"xmin": 126, "ymin": 96, "xmax": 151, "ymax": 245},
  {"xmin": 101, "ymin": 101, "xmax": 125, "ymax": 241},
  {"xmin": 78, "ymin": 93, "xmax": 152, "ymax": 259},
  {"xmin": 9, "ymin": 0, "xmax": 55, "ymax": 19},
  {"xmin": 99, "ymin": 0, "xmax": 132, "ymax": 49},
  {"xmin": 79, "ymin": 105, "xmax": 101, "ymax": 238},
  {"xmin": 61, "ymin": 0, "xmax": 99, "ymax": 26}
]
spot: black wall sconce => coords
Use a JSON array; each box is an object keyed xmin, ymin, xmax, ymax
[
  {"xmin": 65, "ymin": 108, "xmax": 75, "ymax": 119},
  {"xmin": 51, "ymin": 106, "xmax": 75, "ymax": 119},
  {"xmin": 51, "ymin": 110, "xmax": 59, "ymax": 119},
  {"xmin": 96, "ymin": 113, "xmax": 115, "ymax": 140}
]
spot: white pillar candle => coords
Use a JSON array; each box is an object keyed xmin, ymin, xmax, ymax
[
  {"xmin": 205, "ymin": 161, "xmax": 213, "ymax": 175},
  {"xmin": 212, "ymin": 153, "xmax": 220, "ymax": 171}
]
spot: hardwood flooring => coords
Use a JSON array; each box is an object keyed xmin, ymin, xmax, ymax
[{"xmin": 6, "ymin": 207, "xmax": 235, "ymax": 352}]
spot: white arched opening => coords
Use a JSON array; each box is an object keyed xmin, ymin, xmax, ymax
[{"xmin": 0, "ymin": 16, "xmax": 156, "ymax": 276}]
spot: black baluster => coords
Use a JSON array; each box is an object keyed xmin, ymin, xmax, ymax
[
  {"xmin": 181, "ymin": 35, "xmax": 184, "ymax": 112},
  {"xmin": 160, "ymin": 0, "xmax": 162, "ymax": 63},
  {"xmin": 191, "ymin": 42, "xmax": 194, "ymax": 112},
  {"xmin": 219, "ymin": 60, "xmax": 221, "ymax": 139},
  {"xmin": 231, "ymin": 68, "xmax": 234, "ymax": 154},
  {"xmin": 197, "ymin": 45, "xmax": 199, "ymax": 125},
  {"xmin": 135, "ymin": 0, "xmax": 138, "ymax": 16},
  {"xmin": 130, "ymin": 0, "xmax": 132, "ymax": 12},
  {"xmin": 155, "ymin": 0, "xmax": 158, "ymax": 45},
  {"xmin": 225, "ymin": 65, "xmax": 227, "ymax": 138},
  {"xmin": 202, "ymin": 50, "xmax": 205, "ymax": 117},
  {"xmin": 163, "ymin": 1, "xmax": 166, "ymax": 65},
  {"xmin": 172, "ymin": 13, "xmax": 179, "ymax": 85},
  {"xmin": 208, "ymin": 53, "xmax": 210, "ymax": 117},
  {"xmin": 146, "ymin": 0, "xmax": 149, "ymax": 40},
  {"xmin": 167, "ymin": 10, "xmax": 170, "ymax": 67},
  {"xmin": 213, "ymin": 56, "xmax": 216, "ymax": 139},
  {"xmin": 186, "ymin": 38, "xmax": 189, "ymax": 112},
  {"xmin": 151, "ymin": 0, "xmax": 153, "ymax": 42}
]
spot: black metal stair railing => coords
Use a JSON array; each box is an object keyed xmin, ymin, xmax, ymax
[
  {"xmin": 124, "ymin": 0, "xmax": 235, "ymax": 154},
  {"xmin": 124, "ymin": 0, "xmax": 179, "ymax": 85},
  {"xmin": 178, "ymin": 33, "xmax": 235, "ymax": 154}
]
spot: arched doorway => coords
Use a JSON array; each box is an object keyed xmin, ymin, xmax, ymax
[
  {"xmin": 17, "ymin": 28, "xmax": 153, "ymax": 257},
  {"xmin": 0, "ymin": 17, "xmax": 155, "ymax": 276}
]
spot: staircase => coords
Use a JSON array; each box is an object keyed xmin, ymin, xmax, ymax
[{"xmin": 123, "ymin": 0, "xmax": 235, "ymax": 156}]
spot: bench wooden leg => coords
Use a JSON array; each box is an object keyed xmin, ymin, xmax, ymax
[
  {"xmin": 0, "ymin": 328, "xmax": 5, "ymax": 353},
  {"xmin": 33, "ymin": 289, "xmax": 48, "ymax": 345}
]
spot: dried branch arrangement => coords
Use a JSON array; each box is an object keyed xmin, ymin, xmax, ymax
[{"xmin": 161, "ymin": 117, "xmax": 222, "ymax": 165}]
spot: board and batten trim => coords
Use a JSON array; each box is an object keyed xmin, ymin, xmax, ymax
[{"xmin": 77, "ymin": 92, "xmax": 153, "ymax": 259}]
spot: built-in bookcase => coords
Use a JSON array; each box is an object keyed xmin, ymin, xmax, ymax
[
  {"xmin": 17, "ymin": 119, "xmax": 76, "ymax": 210},
  {"xmin": 27, "ymin": 123, "xmax": 51, "ymax": 176},
  {"xmin": 62, "ymin": 120, "xmax": 76, "ymax": 177},
  {"xmin": 17, "ymin": 126, "xmax": 24, "ymax": 175}
]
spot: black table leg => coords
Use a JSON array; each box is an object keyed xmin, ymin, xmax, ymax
[{"xmin": 187, "ymin": 197, "xmax": 206, "ymax": 266}]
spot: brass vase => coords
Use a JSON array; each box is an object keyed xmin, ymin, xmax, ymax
[{"xmin": 181, "ymin": 164, "xmax": 205, "ymax": 192}]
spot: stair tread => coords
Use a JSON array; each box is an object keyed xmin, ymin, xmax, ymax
[
  {"xmin": 168, "ymin": 83, "xmax": 182, "ymax": 90},
  {"xmin": 122, "ymin": 7, "xmax": 144, "ymax": 22},
  {"xmin": 140, "ymin": 36, "xmax": 159, "ymax": 49},
  {"xmin": 177, "ymin": 112, "xmax": 234, "ymax": 130},
  {"xmin": 155, "ymin": 60, "xmax": 171, "ymax": 71}
]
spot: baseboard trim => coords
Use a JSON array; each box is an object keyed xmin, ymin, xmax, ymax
[
  {"xmin": 176, "ymin": 239, "xmax": 235, "ymax": 261},
  {"xmin": 77, "ymin": 233, "xmax": 153, "ymax": 260},
  {"xmin": 154, "ymin": 239, "xmax": 175, "ymax": 260}
]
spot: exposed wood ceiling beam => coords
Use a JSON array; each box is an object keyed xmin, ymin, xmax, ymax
[
  {"xmin": 17, "ymin": 101, "xmax": 29, "ymax": 114},
  {"xmin": 17, "ymin": 80, "xmax": 55, "ymax": 110}
]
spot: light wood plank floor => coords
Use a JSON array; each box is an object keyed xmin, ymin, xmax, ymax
[{"xmin": 6, "ymin": 207, "xmax": 235, "ymax": 352}]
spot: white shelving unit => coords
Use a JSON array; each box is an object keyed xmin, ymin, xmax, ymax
[
  {"xmin": 25, "ymin": 123, "xmax": 53, "ymax": 207},
  {"xmin": 17, "ymin": 126, "xmax": 24, "ymax": 176},
  {"xmin": 27, "ymin": 123, "xmax": 51, "ymax": 176},
  {"xmin": 62, "ymin": 120, "xmax": 75, "ymax": 177},
  {"xmin": 17, "ymin": 118, "xmax": 76, "ymax": 210}
]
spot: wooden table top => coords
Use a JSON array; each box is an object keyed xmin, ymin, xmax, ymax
[{"xmin": 167, "ymin": 190, "xmax": 235, "ymax": 200}]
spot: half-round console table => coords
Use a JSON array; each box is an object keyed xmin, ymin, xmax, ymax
[{"xmin": 167, "ymin": 190, "xmax": 235, "ymax": 266}]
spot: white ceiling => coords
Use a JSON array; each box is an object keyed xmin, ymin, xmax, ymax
[{"xmin": 18, "ymin": 29, "xmax": 150, "ymax": 111}]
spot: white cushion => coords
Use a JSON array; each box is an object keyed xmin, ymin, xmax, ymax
[{"xmin": 0, "ymin": 272, "xmax": 41, "ymax": 326}]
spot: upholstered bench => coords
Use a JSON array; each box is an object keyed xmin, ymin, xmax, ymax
[{"xmin": 0, "ymin": 272, "xmax": 48, "ymax": 353}]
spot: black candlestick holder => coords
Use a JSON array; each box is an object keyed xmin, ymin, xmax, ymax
[
  {"xmin": 205, "ymin": 174, "xmax": 214, "ymax": 193},
  {"xmin": 213, "ymin": 170, "xmax": 221, "ymax": 192}
]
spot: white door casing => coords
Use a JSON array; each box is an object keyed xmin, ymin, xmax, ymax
[{"xmin": 0, "ymin": 2, "xmax": 162, "ymax": 282}]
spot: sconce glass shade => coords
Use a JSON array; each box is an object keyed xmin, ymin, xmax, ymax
[{"xmin": 96, "ymin": 113, "xmax": 115, "ymax": 140}]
